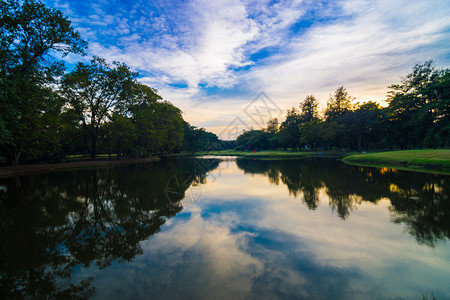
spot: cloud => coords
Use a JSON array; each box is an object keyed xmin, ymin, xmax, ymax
[{"xmin": 245, "ymin": 0, "xmax": 450, "ymax": 106}]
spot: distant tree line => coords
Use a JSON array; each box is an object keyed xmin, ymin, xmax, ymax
[{"xmin": 235, "ymin": 61, "xmax": 449, "ymax": 151}]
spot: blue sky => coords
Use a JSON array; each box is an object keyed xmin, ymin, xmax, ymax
[{"xmin": 44, "ymin": 0, "xmax": 450, "ymax": 136}]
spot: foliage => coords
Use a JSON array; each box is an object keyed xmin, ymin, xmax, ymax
[
  {"xmin": 61, "ymin": 57, "xmax": 137, "ymax": 160},
  {"xmin": 300, "ymin": 95, "xmax": 319, "ymax": 122},
  {"xmin": 236, "ymin": 130, "xmax": 271, "ymax": 151},
  {"xmin": 278, "ymin": 107, "xmax": 303, "ymax": 149},
  {"xmin": 0, "ymin": 0, "xmax": 86, "ymax": 164},
  {"xmin": 266, "ymin": 118, "xmax": 279, "ymax": 134},
  {"xmin": 324, "ymin": 86, "xmax": 354, "ymax": 121},
  {"xmin": 183, "ymin": 123, "xmax": 221, "ymax": 153},
  {"xmin": 386, "ymin": 61, "xmax": 449, "ymax": 149}
]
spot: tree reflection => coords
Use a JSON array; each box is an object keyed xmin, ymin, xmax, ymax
[
  {"xmin": 0, "ymin": 157, "xmax": 219, "ymax": 298},
  {"xmin": 388, "ymin": 178, "xmax": 450, "ymax": 247},
  {"xmin": 236, "ymin": 158, "xmax": 449, "ymax": 246}
]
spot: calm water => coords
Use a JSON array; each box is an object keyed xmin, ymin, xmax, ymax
[{"xmin": 0, "ymin": 157, "xmax": 449, "ymax": 299}]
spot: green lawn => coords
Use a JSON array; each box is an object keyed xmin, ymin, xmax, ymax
[{"xmin": 342, "ymin": 150, "xmax": 450, "ymax": 174}]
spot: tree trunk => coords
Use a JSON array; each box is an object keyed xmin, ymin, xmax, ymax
[
  {"xmin": 116, "ymin": 139, "xmax": 122, "ymax": 161},
  {"xmin": 357, "ymin": 134, "xmax": 362, "ymax": 152},
  {"xmin": 12, "ymin": 145, "xmax": 22, "ymax": 166},
  {"xmin": 91, "ymin": 135, "xmax": 97, "ymax": 160}
]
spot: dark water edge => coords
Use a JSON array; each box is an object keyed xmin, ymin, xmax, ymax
[{"xmin": 0, "ymin": 157, "xmax": 449, "ymax": 299}]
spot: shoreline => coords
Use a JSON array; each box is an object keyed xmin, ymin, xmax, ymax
[
  {"xmin": 342, "ymin": 150, "xmax": 450, "ymax": 175},
  {"xmin": 164, "ymin": 150, "xmax": 354, "ymax": 159},
  {"xmin": 0, "ymin": 157, "xmax": 160, "ymax": 178}
]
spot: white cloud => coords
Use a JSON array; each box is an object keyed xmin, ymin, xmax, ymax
[{"xmin": 245, "ymin": 0, "xmax": 450, "ymax": 109}]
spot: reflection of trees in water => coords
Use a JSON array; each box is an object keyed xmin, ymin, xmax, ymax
[
  {"xmin": 237, "ymin": 159, "xmax": 323, "ymax": 210},
  {"xmin": 388, "ymin": 178, "xmax": 450, "ymax": 247},
  {"xmin": 0, "ymin": 158, "xmax": 219, "ymax": 298},
  {"xmin": 236, "ymin": 158, "xmax": 449, "ymax": 245}
]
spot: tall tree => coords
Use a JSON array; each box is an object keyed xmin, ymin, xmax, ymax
[
  {"xmin": 0, "ymin": 0, "xmax": 86, "ymax": 164},
  {"xmin": 107, "ymin": 113, "xmax": 135, "ymax": 159},
  {"xmin": 266, "ymin": 118, "xmax": 280, "ymax": 148},
  {"xmin": 425, "ymin": 72, "xmax": 450, "ymax": 147},
  {"xmin": 324, "ymin": 87, "xmax": 354, "ymax": 121},
  {"xmin": 132, "ymin": 100, "xmax": 184, "ymax": 155},
  {"xmin": 266, "ymin": 118, "xmax": 279, "ymax": 134},
  {"xmin": 279, "ymin": 107, "xmax": 303, "ymax": 149},
  {"xmin": 62, "ymin": 57, "xmax": 137, "ymax": 160},
  {"xmin": 387, "ymin": 61, "xmax": 447, "ymax": 148},
  {"xmin": 345, "ymin": 101, "xmax": 382, "ymax": 151},
  {"xmin": 300, "ymin": 95, "xmax": 319, "ymax": 122}
]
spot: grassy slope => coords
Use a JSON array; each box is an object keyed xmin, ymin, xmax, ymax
[{"xmin": 342, "ymin": 150, "xmax": 450, "ymax": 174}]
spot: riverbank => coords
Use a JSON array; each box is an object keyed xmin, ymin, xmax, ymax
[
  {"xmin": 342, "ymin": 150, "xmax": 450, "ymax": 175},
  {"xmin": 0, "ymin": 157, "xmax": 160, "ymax": 178},
  {"xmin": 165, "ymin": 150, "xmax": 354, "ymax": 159}
]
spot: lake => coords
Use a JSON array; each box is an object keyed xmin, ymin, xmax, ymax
[{"xmin": 0, "ymin": 156, "xmax": 449, "ymax": 299}]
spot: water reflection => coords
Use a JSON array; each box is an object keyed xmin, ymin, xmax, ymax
[
  {"xmin": 236, "ymin": 158, "xmax": 450, "ymax": 246},
  {"xmin": 0, "ymin": 157, "xmax": 449, "ymax": 299},
  {"xmin": 0, "ymin": 158, "xmax": 219, "ymax": 298}
]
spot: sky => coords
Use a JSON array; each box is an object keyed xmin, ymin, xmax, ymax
[{"xmin": 43, "ymin": 0, "xmax": 450, "ymax": 137}]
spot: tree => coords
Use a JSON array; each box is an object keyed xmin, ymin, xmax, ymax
[
  {"xmin": 182, "ymin": 123, "xmax": 221, "ymax": 153},
  {"xmin": 107, "ymin": 113, "xmax": 135, "ymax": 159},
  {"xmin": 344, "ymin": 101, "xmax": 382, "ymax": 151},
  {"xmin": 387, "ymin": 61, "xmax": 448, "ymax": 149},
  {"xmin": 236, "ymin": 130, "xmax": 270, "ymax": 151},
  {"xmin": 62, "ymin": 57, "xmax": 137, "ymax": 160},
  {"xmin": 425, "ymin": 72, "xmax": 450, "ymax": 147},
  {"xmin": 266, "ymin": 118, "xmax": 279, "ymax": 134},
  {"xmin": 279, "ymin": 107, "xmax": 303, "ymax": 149},
  {"xmin": 265, "ymin": 118, "xmax": 280, "ymax": 148},
  {"xmin": 132, "ymin": 100, "xmax": 184, "ymax": 155},
  {"xmin": 0, "ymin": 0, "xmax": 86, "ymax": 164},
  {"xmin": 298, "ymin": 120, "xmax": 322, "ymax": 150},
  {"xmin": 324, "ymin": 87, "xmax": 354, "ymax": 121},
  {"xmin": 300, "ymin": 95, "xmax": 319, "ymax": 122}
]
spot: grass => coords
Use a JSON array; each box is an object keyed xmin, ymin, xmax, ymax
[{"xmin": 342, "ymin": 149, "xmax": 450, "ymax": 174}]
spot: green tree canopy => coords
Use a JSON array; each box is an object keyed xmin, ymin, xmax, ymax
[
  {"xmin": 324, "ymin": 87, "xmax": 354, "ymax": 121},
  {"xmin": 387, "ymin": 61, "xmax": 449, "ymax": 148},
  {"xmin": 62, "ymin": 57, "xmax": 137, "ymax": 159},
  {"xmin": 300, "ymin": 95, "xmax": 319, "ymax": 122},
  {"xmin": 0, "ymin": 0, "xmax": 86, "ymax": 164}
]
